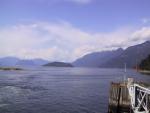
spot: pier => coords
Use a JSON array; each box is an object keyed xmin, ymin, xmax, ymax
[{"xmin": 108, "ymin": 78, "xmax": 150, "ymax": 113}]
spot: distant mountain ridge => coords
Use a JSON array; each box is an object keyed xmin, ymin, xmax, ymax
[
  {"xmin": 16, "ymin": 60, "xmax": 36, "ymax": 66},
  {"xmin": 1, "ymin": 41, "xmax": 150, "ymax": 68},
  {"xmin": 73, "ymin": 48, "xmax": 124, "ymax": 67},
  {"xmin": 16, "ymin": 59, "xmax": 49, "ymax": 66},
  {"xmin": 0, "ymin": 57, "xmax": 49, "ymax": 66},
  {"xmin": 101, "ymin": 41, "xmax": 150, "ymax": 68},
  {"xmin": 73, "ymin": 41, "xmax": 150, "ymax": 68},
  {"xmin": 0, "ymin": 57, "xmax": 19, "ymax": 66}
]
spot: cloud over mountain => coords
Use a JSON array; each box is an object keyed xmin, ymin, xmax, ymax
[{"xmin": 0, "ymin": 21, "xmax": 150, "ymax": 61}]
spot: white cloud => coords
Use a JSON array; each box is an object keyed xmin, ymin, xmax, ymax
[
  {"xmin": 0, "ymin": 22, "xmax": 150, "ymax": 62},
  {"xmin": 131, "ymin": 27, "xmax": 150, "ymax": 40}
]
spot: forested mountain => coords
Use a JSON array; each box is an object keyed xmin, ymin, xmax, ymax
[
  {"xmin": 139, "ymin": 55, "xmax": 150, "ymax": 70},
  {"xmin": 44, "ymin": 62, "xmax": 73, "ymax": 67}
]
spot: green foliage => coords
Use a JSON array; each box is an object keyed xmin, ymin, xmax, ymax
[{"xmin": 139, "ymin": 55, "xmax": 150, "ymax": 70}]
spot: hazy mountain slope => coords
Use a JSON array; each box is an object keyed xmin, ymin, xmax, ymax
[
  {"xmin": 32, "ymin": 59, "xmax": 49, "ymax": 65},
  {"xmin": 16, "ymin": 60, "xmax": 36, "ymax": 66},
  {"xmin": 0, "ymin": 57, "xmax": 19, "ymax": 66},
  {"xmin": 101, "ymin": 41, "xmax": 150, "ymax": 68},
  {"xmin": 73, "ymin": 48, "xmax": 123, "ymax": 67},
  {"xmin": 16, "ymin": 59, "xmax": 49, "ymax": 66},
  {"xmin": 73, "ymin": 41, "xmax": 150, "ymax": 68},
  {"xmin": 0, "ymin": 57, "xmax": 49, "ymax": 66}
]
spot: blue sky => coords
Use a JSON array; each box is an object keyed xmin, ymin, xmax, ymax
[
  {"xmin": 0, "ymin": 0, "xmax": 150, "ymax": 61},
  {"xmin": 1, "ymin": 0, "xmax": 150, "ymax": 31}
]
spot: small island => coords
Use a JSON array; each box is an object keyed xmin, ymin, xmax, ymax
[
  {"xmin": 139, "ymin": 54, "xmax": 150, "ymax": 75},
  {"xmin": 0, "ymin": 67, "xmax": 23, "ymax": 71},
  {"xmin": 43, "ymin": 62, "xmax": 73, "ymax": 67}
]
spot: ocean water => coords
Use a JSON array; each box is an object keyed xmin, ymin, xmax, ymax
[{"xmin": 0, "ymin": 67, "xmax": 149, "ymax": 113}]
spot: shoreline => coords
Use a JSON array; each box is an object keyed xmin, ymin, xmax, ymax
[
  {"xmin": 138, "ymin": 70, "xmax": 150, "ymax": 75},
  {"xmin": 0, "ymin": 67, "xmax": 23, "ymax": 71}
]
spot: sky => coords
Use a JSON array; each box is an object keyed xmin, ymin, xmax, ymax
[{"xmin": 1, "ymin": 0, "xmax": 150, "ymax": 62}]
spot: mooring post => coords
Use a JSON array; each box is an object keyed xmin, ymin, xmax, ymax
[{"xmin": 116, "ymin": 86, "xmax": 121, "ymax": 113}]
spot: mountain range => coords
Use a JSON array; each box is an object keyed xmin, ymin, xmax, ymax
[
  {"xmin": 73, "ymin": 41, "xmax": 150, "ymax": 68},
  {"xmin": 1, "ymin": 41, "xmax": 150, "ymax": 68},
  {"xmin": 0, "ymin": 57, "xmax": 49, "ymax": 66},
  {"xmin": 73, "ymin": 48, "xmax": 123, "ymax": 67}
]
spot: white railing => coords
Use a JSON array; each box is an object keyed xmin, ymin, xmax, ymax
[{"xmin": 127, "ymin": 78, "xmax": 150, "ymax": 113}]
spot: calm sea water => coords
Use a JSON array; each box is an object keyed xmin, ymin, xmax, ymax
[{"xmin": 0, "ymin": 67, "xmax": 150, "ymax": 113}]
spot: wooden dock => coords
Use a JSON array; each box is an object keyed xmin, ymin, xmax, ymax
[
  {"xmin": 108, "ymin": 82, "xmax": 131, "ymax": 113},
  {"xmin": 108, "ymin": 78, "xmax": 150, "ymax": 113}
]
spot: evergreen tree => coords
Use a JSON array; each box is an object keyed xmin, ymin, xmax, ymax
[{"xmin": 139, "ymin": 55, "xmax": 150, "ymax": 70}]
